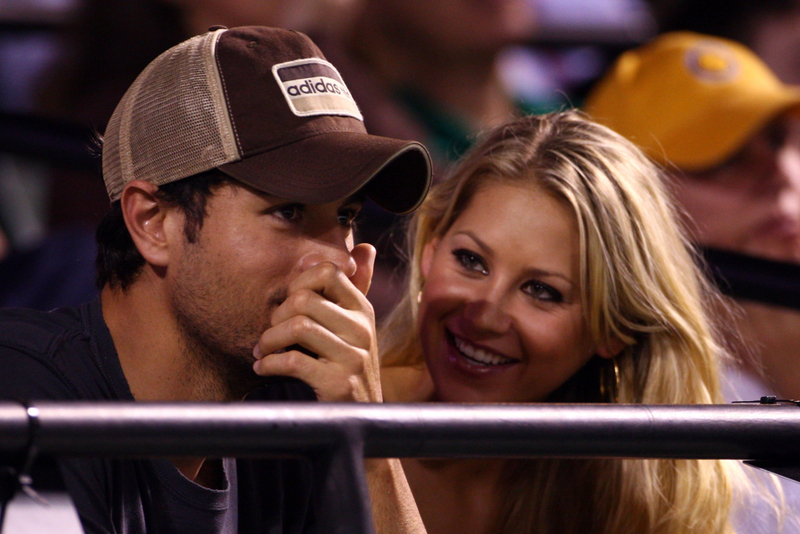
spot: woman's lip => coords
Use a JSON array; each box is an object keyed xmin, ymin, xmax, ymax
[{"xmin": 443, "ymin": 330, "xmax": 519, "ymax": 375}]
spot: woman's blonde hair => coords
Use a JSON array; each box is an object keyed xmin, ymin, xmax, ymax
[{"xmin": 380, "ymin": 110, "xmax": 743, "ymax": 533}]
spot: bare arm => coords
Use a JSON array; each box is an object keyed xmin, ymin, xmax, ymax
[{"xmin": 366, "ymin": 458, "xmax": 427, "ymax": 534}]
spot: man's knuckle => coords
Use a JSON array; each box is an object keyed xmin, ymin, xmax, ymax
[
  {"xmin": 283, "ymin": 352, "xmax": 305, "ymax": 372},
  {"xmin": 290, "ymin": 289, "xmax": 313, "ymax": 310},
  {"xmin": 288, "ymin": 316, "xmax": 313, "ymax": 337},
  {"xmin": 318, "ymin": 262, "xmax": 338, "ymax": 279}
]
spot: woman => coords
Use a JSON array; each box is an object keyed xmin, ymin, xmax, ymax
[{"xmin": 379, "ymin": 111, "xmax": 745, "ymax": 533}]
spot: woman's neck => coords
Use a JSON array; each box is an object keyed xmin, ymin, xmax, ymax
[
  {"xmin": 382, "ymin": 361, "xmax": 509, "ymax": 534},
  {"xmin": 402, "ymin": 457, "xmax": 508, "ymax": 534}
]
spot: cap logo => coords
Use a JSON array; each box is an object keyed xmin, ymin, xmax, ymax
[
  {"xmin": 684, "ymin": 41, "xmax": 740, "ymax": 84},
  {"xmin": 273, "ymin": 58, "xmax": 363, "ymax": 121}
]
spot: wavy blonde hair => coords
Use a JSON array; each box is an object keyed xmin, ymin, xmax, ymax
[{"xmin": 380, "ymin": 111, "xmax": 743, "ymax": 533}]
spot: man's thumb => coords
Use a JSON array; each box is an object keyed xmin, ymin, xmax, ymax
[{"xmin": 350, "ymin": 243, "xmax": 376, "ymax": 296}]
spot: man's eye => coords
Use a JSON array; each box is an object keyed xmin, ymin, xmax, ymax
[
  {"xmin": 453, "ymin": 249, "xmax": 488, "ymax": 275},
  {"xmin": 522, "ymin": 281, "xmax": 563, "ymax": 303},
  {"xmin": 338, "ymin": 209, "xmax": 359, "ymax": 229},
  {"xmin": 273, "ymin": 204, "xmax": 303, "ymax": 221}
]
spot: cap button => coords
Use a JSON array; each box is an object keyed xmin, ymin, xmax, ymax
[{"xmin": 208, "ymin": 25, "xmax": 228, "ymax": 32}]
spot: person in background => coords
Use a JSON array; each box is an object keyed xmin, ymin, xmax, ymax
[
  {"xmin": 647, "ymin": 0, "xmax": 800, "ymax": 85},
  {"xmin": 585, "ymin": 31, "xmax": 800, "ymax": 533},
  {"xmin": 379, "ymin": 110, "xmax": 750, "ymax": 534},
  {"xmin": 327, "ymin": 0, "xmax": 539, "ymax": 169}
]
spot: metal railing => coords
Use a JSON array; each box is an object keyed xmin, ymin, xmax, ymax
[
  {"xmin": 2, "ymin": 401, "xmax": 800, "ymax": 460},
  {"xmin": 2, "ymin": 401, "xmax": 800, "ymax": 534}
]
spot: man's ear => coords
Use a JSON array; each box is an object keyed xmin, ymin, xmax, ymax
[
  {"xmin": 120, "ymin": 180, "xmax": 180, "ymax": 268},
  {"xmin": 597, "ymin": 337, "xmax": 626, "ymax": 359},
  {"xmin": 420, "ymin": 237, "xmax": 440, "ymax": 279}
]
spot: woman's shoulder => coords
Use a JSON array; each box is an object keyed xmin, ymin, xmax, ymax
[{"xmin": 381, "ymin": 364, "xmax": 436, "ymax": 402}]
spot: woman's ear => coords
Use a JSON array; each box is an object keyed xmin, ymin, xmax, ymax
[
  {"xmin": 420, "ymin": 237, "xmax": 440, "ymax": 279},
  {"xmin": 120, "ymin": 180, "xmax": 176, "ymax": 268},
  {"xmin": 597, "ymin": 337, "xmax": 626, "ymax": 359}
]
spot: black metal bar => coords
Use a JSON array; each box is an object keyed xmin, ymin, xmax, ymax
[
  {"xmin": 701, "ymin": 246, "xmax": 800, "ymax": 311},
  {"xmin": 1, "ymin": 402, "xmax": 800, "ymax": 461},
  {"xmin": 311, "ymin": 430, "xmax": 374, "ymax": 534}
]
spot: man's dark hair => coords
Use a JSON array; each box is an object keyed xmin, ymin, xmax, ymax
[{"xmin": 95, "ymin": 169, "xmax": 231, "ymax": 290}]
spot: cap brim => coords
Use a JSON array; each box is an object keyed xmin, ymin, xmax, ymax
[
  {"xmin": 218, "ymin": 132, "xmax": 432, "ymax": 214},
  {"xmin": 677, "ymin": 90, "xmax": 800, "ymax": 171}
]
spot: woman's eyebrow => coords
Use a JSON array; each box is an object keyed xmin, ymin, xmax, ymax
[{"xmin": 453, "ymin": 229, "xmax": 574, "ymax": 286}]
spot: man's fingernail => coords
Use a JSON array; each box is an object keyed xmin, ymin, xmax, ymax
[{"xmin": 253, "ymin": 345, "xmax": 263, "ymax": 359}]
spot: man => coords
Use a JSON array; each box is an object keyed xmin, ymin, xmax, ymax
[
  {"xmin": 0, "ymin": 26, "xmax": 431, "ymax": 534},
  {"xmin": 585, "ymin": 31, "xmax": 800, "ymax": 533}
]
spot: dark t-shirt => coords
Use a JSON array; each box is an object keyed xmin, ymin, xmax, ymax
[{"xmin": 0, "ymin": 300, "xmax": 320, "ymax": 534}]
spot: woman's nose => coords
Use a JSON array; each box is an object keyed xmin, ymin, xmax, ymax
[{"xmin": 462, "ymin": 295, "xmax": 512, "ymax": 334}]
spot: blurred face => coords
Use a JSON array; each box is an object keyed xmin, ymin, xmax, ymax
[
  {"xmin": 750, "ymin": 10, "xmax": 800, "ymax": 86},
  {"xmin": 168, "ymin": 183, "xmax": 362, "ymax": 394},
  {"xmin": 671, "ymin": 116, "xmax": 800, "ymax": 262},
  {"xmin": 173, "ymin": 0, "xmax": 293, "ymax": 35},
  {"xmin": 418, "ymin": 182, "xmax": 599, "ymax": 403},
  {"xmin": 0, "ymin": 227, "xmax": 8, "ymax": 261},
  {"xmin": 375, "ymin": 0, "xmax": 536, "ymax": 55}
]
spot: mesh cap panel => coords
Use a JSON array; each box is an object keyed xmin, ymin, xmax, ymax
[{"xmin": 103, "ymin": 30, "xmax": 239, "ymax": 200}]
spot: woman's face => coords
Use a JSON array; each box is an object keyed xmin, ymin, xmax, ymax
[{"xmin": 418, "ymin": 182, "xmax": 602, "ymax": 403}]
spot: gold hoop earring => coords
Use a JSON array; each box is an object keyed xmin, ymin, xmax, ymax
[{"xmin": 600, "ymin": 359, "xmax": 620, "ymax": 403}]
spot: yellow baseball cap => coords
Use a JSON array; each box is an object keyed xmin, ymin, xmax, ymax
[{"xmin": 584, "ymin": 31, "xmax": 800, "ymax": 171}]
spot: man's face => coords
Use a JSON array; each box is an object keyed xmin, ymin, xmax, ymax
[
  {"xmin": 166, "ymin": 182, "xmax": 363, "ymax": 397},
  {"xmin": 669, "ymin": 115, "xmax": 800, "ymax": 262}
]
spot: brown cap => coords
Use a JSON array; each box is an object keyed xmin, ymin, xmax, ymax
[{"xmin": 103, "ymin": 26, "xmax": 432, "ymax": 214}]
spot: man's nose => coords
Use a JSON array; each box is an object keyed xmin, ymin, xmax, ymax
[
  {"xmin": 766, "ymin": 143, "xmax": 800, "ymax": 216},
  {"xmin": 776, "ymin": 142, "xmax": 800, "ymax": 190},
  {"xmin": 299, "ymin": 240, "xmax": 357, "ymax": 278}
]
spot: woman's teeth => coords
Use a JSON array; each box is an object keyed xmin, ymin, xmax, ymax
[{"xmin": 453, "ymin": 336, "xmax": 515, "ymax": 366}]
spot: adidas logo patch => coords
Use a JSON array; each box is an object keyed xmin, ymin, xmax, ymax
[{"xmin": 273, "ymin": 58, "xmax": 363, "ymax": 120}]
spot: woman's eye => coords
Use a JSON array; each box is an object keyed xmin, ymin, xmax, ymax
[
  {"xmin": 523, "ymin": 281, "xmax": 563, "ymax": 303},
  {"xmin": 453, "ymin": 249, "xmax": 488, "ymax": 275}
]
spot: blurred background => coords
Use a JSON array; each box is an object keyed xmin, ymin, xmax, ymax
[{"xmin": 1, "ymin": 0, "xmax": 798, "ymax": 315}]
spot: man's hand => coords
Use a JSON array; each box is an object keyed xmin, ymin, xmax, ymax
[
  {"xmin": 252, "ymin": 243, "xmax": 427, "ymax": 533},
  {"xmin": 251, "ymin": 243, "xmax": 382, "ymax": 402}
]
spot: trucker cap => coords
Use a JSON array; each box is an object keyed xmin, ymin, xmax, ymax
[
  {"xmin": 585, "ymin": 31, "xmax": 800, "ymax": 171},
  {"xmin": 103, "ymin": 26, "xmax": 432, "ymax": 214}
]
